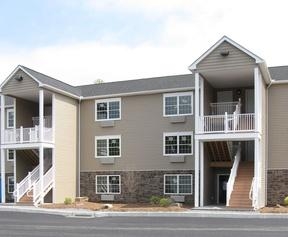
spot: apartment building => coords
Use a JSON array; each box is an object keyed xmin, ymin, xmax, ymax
[{"xmin": 0, "ymin": 36, "xmax": 287, "ymax": 209}]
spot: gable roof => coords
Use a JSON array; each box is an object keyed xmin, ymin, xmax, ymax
[
  {"xmin": 189, "ymin": 36, "xmax": 264, "ymax": 71},
  {"xmin": 268, "ymin": 66, "xmax": 288, "ymax": 81}
]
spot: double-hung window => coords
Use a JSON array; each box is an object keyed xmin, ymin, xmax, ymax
[
  {"xmin": 96, "ymin": 175, "xmax": 121, "ymax": 194},
  {"xmin": 163, "ymin": 132, "xmax": 193, "ymax": 155},
  {"xmin": 95, "ymin": 98, "xmax": 121, "ymax": 121},
  {"xmin": 8, "ymin": 176, "xmax": 15, "ymax": 193},
  {"xmin": 95, "ymin": 135, "xmax": 121, "ymax": 158},
  {"xmin": 164, "ymin": 174, "xmax": 193, "ymax": 195},
  {"xmin": 163, "ymin": 92, "xmax": 193, "ymax": 116},
  {"xmin": 7, "ymin": 150, "xmax": 15, "ymax": 161},
  {"xmin": 6, "ymin": 108, "xmax": 14, "ymax": 128}
]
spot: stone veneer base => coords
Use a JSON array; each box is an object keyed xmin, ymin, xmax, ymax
[
  {"xmin": 80, "ymin": 170, "xmax": 194, "ymax": 203},
  {"xmin": 267, "ymin": 169, "xmax": 288, "ymax": 205}
]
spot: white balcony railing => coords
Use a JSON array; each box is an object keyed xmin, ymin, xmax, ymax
[
  {"xmin": 199, "ymin": 113, "xmax": 255, "ymax": 133},
  {"xmin": 4, "ymin": 126, "xmax": 53, "ymax": 144},
  {"xmin": 210, "ymin": 100, "xmax": 241, "ymax": 115},
  {"xmin": 32, "ymin": 116, "xmax": 52, "ymax": 128}
]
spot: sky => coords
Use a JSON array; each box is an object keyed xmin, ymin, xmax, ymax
[{"xmin": 0, "ymin": 0, "xmax": 288, "ymax": 86}]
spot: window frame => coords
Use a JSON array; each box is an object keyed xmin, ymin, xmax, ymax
[
  {"xmin": 95, "ymin": 98, "xmax": 121, "ymax": 121},
  {"xmin": 6, "ymin": 108, "xmax": 15, "ymax": 129},
  {"xmin": 7, "ymin": 149, "xmax": 15, "ymax": 161},
  {"xmin": 164, "ymin": 174, "xmax": 193, "ymax": 195},
  {"xmin": 163, "ymin": 132, "xmax": 193, "ymax": 156},
  {"xmin": 7, "ymin": 176, "xmax": 15, "ymax": 194},
  {"xmin": 95, "ymin": 135, "xmax": 121, "ymax": 158},
  {"xmin": 163, "ymin": 92, "xmax": 193, "ymax": 117},
  {"xmin": 95, "ymin": 175, "xmax": 121, "ymax": 194}
]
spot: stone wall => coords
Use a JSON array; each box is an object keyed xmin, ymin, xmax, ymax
[
  {"xmin": 267, "ymin": 169, "xmax": 288, "ymax": 205},
  {"xmin": 80, "ymin": 170, "xmax": 194, "ymax": 204}
]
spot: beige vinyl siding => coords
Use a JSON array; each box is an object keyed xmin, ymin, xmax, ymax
[
  {"xmin": 80, "ymin": 93, "xmax": 194, "ymax": 172},
  {"xmin": 197, "ymin": 41, "xmax": 256, "ymax": 72},
  {"xmin": 2, "ymin": 69, "xmax": 39, "ymax": 95},
  {"xmin": 268, "ymin": 84, "xmax": 288, "ymax": 169},
  {"xmin": 16, "ymin": 98, "xmax": 38, "ymax": 128},
  {"xmin": 54, "ymin": 93, "xmax": 78, "ymax": 203}
]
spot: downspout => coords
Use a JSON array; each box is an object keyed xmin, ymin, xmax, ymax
[{"xmin": 77, "ymin": 96, "xmax": 82, "ymax": 197}]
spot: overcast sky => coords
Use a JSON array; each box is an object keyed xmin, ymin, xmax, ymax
[{"xmin": 0, "ymin": 0, "xmax": 287, "ymax": 86}]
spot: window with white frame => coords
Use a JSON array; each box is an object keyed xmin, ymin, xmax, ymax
[
  {"xmin": 95, "ymin": 98, "xmax": 121, "ymax": 121},
  {"xmin": 164, "ymin": 174, "xmax": 193, "ymax": 194},
  {"xmin": 163, "ymin": 92, "xmax": 193, "ymax": 116},
  {"xmin": 6, "ymin": 108, "xmax": 14, "ymax": 128},
  {"xmin": 95, "ymin": 135, "xmax": 121, "ymax": 158},
  {"xmin": 7, "ymin": 176, "xmax": 14, "ymax": 193},
  {"xmin": 96, "ymin": 175, "xmax": 121, "ymax": 194},
  {"xmin": 7, "ymin": 149, "xmax": 15, "ymax": 161},
  {"xmin": 163, "ymin": 132, "xmax": 193, "ymax": 155}
]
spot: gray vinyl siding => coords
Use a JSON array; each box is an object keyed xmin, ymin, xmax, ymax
[
  {"xmin": 1, "ymin": 69, "xmax": 39, "ymax": 95},
  {"xmin": 15, "ymin": 98, "xmax": 38, "ymax": 128},
  {"xmin": 80, "ymin": 92, "xmax": 195, "ymax": 172},
  {"xmin": 197, "ymin": 41, "xmax": 256, "ymax": 72},
  {"xmin": 268, "ymin": 84, "xmax": 288, "ymax": 169}
]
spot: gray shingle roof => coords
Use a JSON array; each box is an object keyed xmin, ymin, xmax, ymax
[
  {"xmin": 77, "ymin": 74, "xmax": 195, "ymax": 97},
  {"xmin": 268, "ymin": 66, "xmax": 288, "ymax": 81},
  {"xmin": 20, "ymin": 65, "xmax": 82, "ymax": 96}
]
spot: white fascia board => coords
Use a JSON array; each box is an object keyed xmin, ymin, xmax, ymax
[
  {"xmin": 188, "ymin": 36, "xmax": 264, "ymax": 72},
  {"xmin": 82, "ymin": 87, "xmax": 195, "ymax": 100},
  {"xmin": 195, "ymin": 132, "xmax": 261, "ymax": 141},
  {"xmin": 40, "ymin": 84, "xmax": 80, "ymax": 100}
]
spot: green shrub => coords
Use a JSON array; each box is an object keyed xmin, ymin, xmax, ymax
[
  {"xmin": 150, "ymin": 196, "xmax": 161, "ymax": 205},
  {"xmin": 64, "ymin": 197, "xmax": 72, "ymax": 205},
  {"xmin": 159, "ymin": 198, "xmax": 172, "ymax": 207},
  {"xmin": 284, "ymin": 196, "xmax": 288, "ymax": 206}
]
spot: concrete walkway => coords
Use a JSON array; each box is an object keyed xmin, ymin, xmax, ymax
[{"xmin": 0, "ymin": 204, "xmax": 288, "ymax": 219}]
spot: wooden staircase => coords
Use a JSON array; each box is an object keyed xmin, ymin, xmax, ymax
[
  {"xmin": 17, "ymin": 190, "xmax": 34, "ymax": 206},
  {"xmin": 229, "ymin": 161, "xmax": 254, "ymax": 208}
]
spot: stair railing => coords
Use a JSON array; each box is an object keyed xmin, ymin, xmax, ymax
[
  {"xmin": 249, "ymin": 177, "xmax": 257, "ymax": 209},
  {"xmin": 14, "ymin": 165, "xmax": 40, "ymax": 202},
  {"xmin": 226, "ymin": 144, "xmax": 241, "ymax": 206}
]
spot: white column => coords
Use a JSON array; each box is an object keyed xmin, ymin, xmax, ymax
[
  {"xmin": 254, "ymin": 67, "xmax": 261, "ymax": 132},
  {"xmin": 13, "ymin": 149, "xmax": 16, "ymax": 203},
  {"xmin": 200, "ymin": 76, "xmax": 204, "ymax": 117},
  {"xmin": 39, "ymin": 89, "xmax": 44, "ymax": 142},
  {"xmin": 254, "ymin": 138, "xmax": 260, "ymax": 209},
  {"xmin": 195, "ymin": 73, "xmax": 200, "ymax": 134},
  {"xmin": 1, "ymin": 149, "xmax": 5, "ymax": 203},
  {"xmin": 194, "ymin": 139, "xmax": 199, "ymax": 207},
  {"xmin": 1, "ymin": 95, "xmax": 5, "ymax": 203},
  {"xmin": 200, "ymin": 141, "xmax": 204, "ymax": 206},
  {"xmin": 39, "ymin": 145, "xmax": 44, "ymax": 204}
]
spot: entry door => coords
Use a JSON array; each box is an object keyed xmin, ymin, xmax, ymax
[{"xmin": 218, "ymin": 175, "xmax": 229, "ymax": 204}]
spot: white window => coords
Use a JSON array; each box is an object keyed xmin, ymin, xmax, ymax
[
  {"xmin": 6, "ymin": 108, "xmax": 14, "ymax": 128},
  {"xmin": 7, "ymin": 150, "xmax": 15, "ymax": 161},
  {"xmin": 163, "ymin": 132, "xmax": 193, "ymax": 156},
  {"xmin": 7, "ymin": 176, "xmax": 14, "ymax": 193},
  {"xmin": 96, "ymin": 175, "xmax": 121, "ymax": 194},
  {"xmin": 164, "ymin": 174, "xmax": 193, "ymax": 195},
  {"xmin": 95, "ymin": 135, "xmax": 121, "ymax": 158},
  {"xmin": 95, "ymin": 98, "xmax": 121, "ymax": 121},
  {"xmin": 163, "ymin": 92, "xmax": 193, "ymax": 116}
]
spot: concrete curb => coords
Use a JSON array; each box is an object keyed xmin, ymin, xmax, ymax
[{"xmin": 1, "ymin": 205, "xmax": 288, "ymax": 219}]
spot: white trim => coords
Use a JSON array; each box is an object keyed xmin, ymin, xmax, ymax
[
  {"xmin": 40, "ymin": 84, "xmax": 80, "ymax": 100},
  {"xmin": 199, "ymin": 141, "xmax": 204, "ymax": 206},
  {"xmin": 189, "ymin": 36, "xmax": 264, "ymax": 71},
  {"xmin": 52, "ymin": 94, "xmax": 56, "ymax": 143},
  {"xmin": 6, "ymin": 108, "xmax": 15, "ymax": 129},
  {"xmin": 95, "ymin": 135, "xmax": 121, "ymax": 158},
  {"xmin": 194, "ymin": 139, "xmax": 199, "ymax": 207},
  {"xmin": 1, "ymin": 143, "xmax": 55, "ymax": 150},
  {"xmin": 6, "ymin": 149, "xmax": 15, "ymax": 161},
  {"xmin": 1, "ymin": 149, "xmax": 5, "ymax": 203},
  {"xmin": 164, "ymin": 174, "xmax": 193, "ymax": 195},
  {"xmin": 95, "ymin": 175, "xmax": 121, "ymax": 194},
  {"xmin": 271, "ymin": 79, "xmax": 288, "ymax": 84},
  {"xmin": 195, "ymin": 132, "xmax": 261, "ymax": 141},
  {"xmin": 95, "ymin": 98, "xmax": 121, "ymax": 121},
  {"xmin": 195, "ymin": 73, "xmax": 199, "ymax": 134},
  {"xmin": 7, "ymin": 176, "xmax": 14, "ymax": 194},
  {"xmin": 13, "ymin": 148, "xmax": 16, "ymax": 203},
  {"xmin": 163, "ymin": 132, "xmax": 194, "ymax": 156},
  {"xmin": 163, "ymin": 92, "xmax": 193, "ymax": 117},
  {"xmin": 82, "ymin": 87, "xmax": 195, "ymax": 100}
]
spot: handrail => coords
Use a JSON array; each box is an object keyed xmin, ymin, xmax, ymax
[
  {"xmin": 249, "ymin": 177, "xmax": 255, "ymax": 200},
  {"xmin": 210, "ymin": 99, "xmax": 241, "ymax": 115},
  {"xmin": 14, "ymin": 165, "xmax": 40, "ymax": 202},
  {"xmin": 226, "ymin": 144, "xmax": 241, "ymax": 206}
]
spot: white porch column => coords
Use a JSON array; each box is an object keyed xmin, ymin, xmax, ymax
[
  {"xmin": 254, "ymin": 67, "xmax": 262, "ymax": 132},
  {"xmin": 39, "ymin": 89, "xmax": 44, "ymax": 142},
  {"xmin": 199, "ymin": 141, "xmax": 204, "ymax": 206},
  {"xmin": 194, "ymin": 139, "xmax": 199, "ymax": 207},
  {"xmin": 195, "ymin": 73, "xmax": 200, "ymax": 134},
  {"xmin": 254, "ymin": 137, "xmax": 261, "ymax": 209},
  {"xmin": 39, "ymin": 145, "xmax": 44, "ymax": 204},
  {"xmin": 1, "ymin": 94, "xmax": 5, "ymax": 203}
]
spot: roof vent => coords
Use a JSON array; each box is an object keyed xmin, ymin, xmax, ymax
[
  {"xmin": 220, "ymin": 50, "xmax": 229, "ymax": 57},
  {"xmin": 15, "ymin": 75, "xmax": 23, "ymax": 81}
]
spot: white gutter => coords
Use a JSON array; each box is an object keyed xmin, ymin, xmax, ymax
[
  {"xmin": 40, "ymin": 84, "xmax": 80, "ymax": 100},
  {"xmin": 77, "ymin": 96, "xmax": 82, "ymax": 196}
]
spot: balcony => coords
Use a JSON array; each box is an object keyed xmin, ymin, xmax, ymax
[{"xmin": 198, "ymin": 100, "xmax": 255, "ymax": 134}]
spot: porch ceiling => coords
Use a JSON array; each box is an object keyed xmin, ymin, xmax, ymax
[
  {"xmin": 201, "ymin": 68, "xmax": 254, "ymax": 88},
  {"xmin": 6, "ymin": 89, "xmax": 52, "ymax": 103}
]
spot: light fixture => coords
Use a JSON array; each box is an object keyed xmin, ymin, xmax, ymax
[
  {"xmin": 15, "ymin": 75, "xmax": 23, "ymax": 81},
  {"xmin": 220, "ymin": 50, "xmax": 229, "ymax": 57}
]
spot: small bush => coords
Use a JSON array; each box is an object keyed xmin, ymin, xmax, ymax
[
  {"xmin": 159, "ymin": 198, "xmax": 172, "ymax": 207},
  {"xmin": 284, "ymin": 196, "xmax": 288, "ymax": 206},
  {"xmin": 150, "ymin": 196, "xmax": 161, "ymax": 205},
  {"xmin": 64, "ymin": 197, "xmax": 72, "ymax": 205}
]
